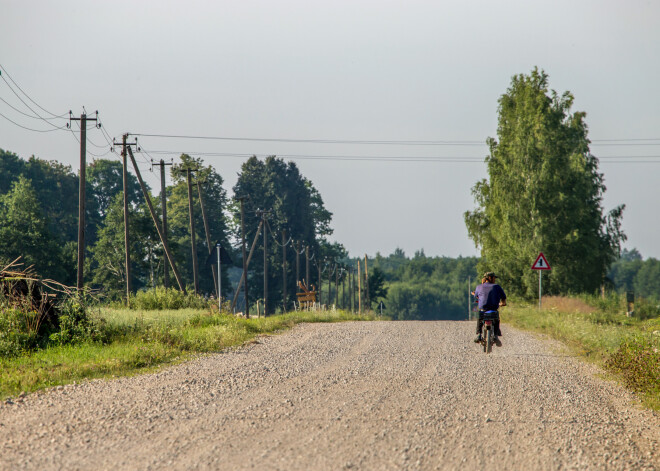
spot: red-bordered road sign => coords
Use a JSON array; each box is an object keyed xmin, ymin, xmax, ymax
[{"xmin": 532, "ymin": 252, "xmax": 551, "ymax": 270}]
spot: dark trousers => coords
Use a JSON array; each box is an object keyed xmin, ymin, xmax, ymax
[{"xmin": 476, "ymin": 311, "xmax": 502, "ymax": 336}]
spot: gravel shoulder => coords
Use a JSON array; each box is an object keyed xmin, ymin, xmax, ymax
[{"xmin": 1, "ymin": 320, "xmax": 658, "ymax": 470}]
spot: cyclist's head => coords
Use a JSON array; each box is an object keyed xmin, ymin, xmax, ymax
[{"xmin": 483, "ymin": 272, "xmax": 498, "ymax": 282}]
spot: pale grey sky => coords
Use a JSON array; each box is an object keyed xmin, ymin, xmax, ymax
[{"xmin": 1, "ymin": 0, "xmax": 659, "ymax": 259}]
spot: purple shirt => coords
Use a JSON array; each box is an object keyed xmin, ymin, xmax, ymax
[{"xmin": 474, "ymin": 282, "xmax": 506, "ymax": 311}]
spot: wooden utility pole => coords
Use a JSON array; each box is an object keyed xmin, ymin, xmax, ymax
[
  {"xmin": 70, "ymin": 112, "xmax": 97, "ymax": 290},
  {"xmin": 116, "ymin": 134, "xmax": 138, "ymax": 301},
  {"xmin": 152, "ymin": 159, "xmax": 172, "ymax": 288},
  {"xmin": 358, "ymin": 260, "xmax": 362, "ymax": 314},
  {"xmin": 317, "ymin": 262, "xmax": 322, "ymax": 305},
  {"xmin": 282, "ymin": 230, "xmax": 287, "ymax": 312},
  {"xmin": 364, "ymin": 255, "xmax": 369, "ymax": 308},
  {"xmin": 126, "ymin": 147, "xmax": 186, "ymax": 293},
  {"xmin": 231, "ymin": 219, "xmax": 263, "ymax": 312},
  {"xmin": 295, "ymin": 242, "xmax": 301, "ymax": 292},
  {"xmin": 260, "ymin": 211, "xmax": 270, "ymax": 316},
  {"xmin": 335, "ymin": 264, "xmax": 339, "ymax": 307},
  {"xmin": 328, "ymin": 263, "xmax": 333, "ymax": 307},
  {"xmin": 196, "ymin": 180, "xmax": 218, "ymax": 298},
  {"xmin": 341, "ymin": 268, "xmax": 345, "ymax": 309},
  {"xmin": 237, "ymin": 196, "xmax": 249, "ymax": 317},
  {"xmin": 186, "ymin": 168, "xmax": 199, "ymax": 294},
  {"xmin": 305, "ymin": 246, "xmax": 310, "ymax": 289}
]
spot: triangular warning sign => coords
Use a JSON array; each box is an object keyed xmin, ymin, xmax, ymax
[{"xmin": 532, "ymin": 252, "xmax": 551, "ymax": 270}]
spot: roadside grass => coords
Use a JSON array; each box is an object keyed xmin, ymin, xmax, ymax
[
  {"xmin": 0, "ymin": 308, "xmax": 378, "ymax": 400},
  {"xmin": 505, "ymin": 297, "xmax": 660, "ymax": 410}
]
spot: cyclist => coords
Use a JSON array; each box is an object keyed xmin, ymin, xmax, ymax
[{"xmin": 473, "ymin": 272, "xmax": 506, "ymax": 345}]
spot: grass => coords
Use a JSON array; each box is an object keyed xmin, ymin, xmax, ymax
[
  {"xmin": 504, "ymin": 296, "xmax": 660, "ymax": 410},
  {"xmin": 0, "ymin": 308, "xmax": 378, "ymax": 400}
]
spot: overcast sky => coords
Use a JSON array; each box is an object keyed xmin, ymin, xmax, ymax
[{"xmin": 2, "ymin": 0, "xmax": 659, "ymax": 260}]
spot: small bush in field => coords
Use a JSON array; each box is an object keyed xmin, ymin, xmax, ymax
[
  {"xmin": 606, "ymin": 337, "xmax": 660, "ymax": 395},
  {"xmin": 0, "ymin": 307, "xmax": 40, "ymax": 356},
  {"xmin": 129, "ymin": 287, "xmax": 212, "ymax": 310},
  {"xmin": 49, "ymin": 294, "xmax": 103, "ymax": 345}
]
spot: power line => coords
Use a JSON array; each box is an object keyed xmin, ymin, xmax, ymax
[
  {"xmin": 0, "ymin": 109, "xmax": 69, "ymax": 133},
  {"xmin": 0, "ymin": 63, "xmax": 68, "ymax": 118},
  {"xmin": 132, "ymin": 149, "xmax": 660, "ymax": 163},
  {"xmin": 130, "ymin": 133, "xmax": 486, "ymax": 146}
]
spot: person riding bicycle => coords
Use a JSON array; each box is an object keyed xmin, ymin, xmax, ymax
[{"xmin": 473, "ymin": 272, "xmax": 506, "ymax": 344}]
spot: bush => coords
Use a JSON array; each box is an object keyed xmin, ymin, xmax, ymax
[
  {"xmin": 129, "ymin": 287, "xmax": 212, "ymax": 310},
  {"xmin": 606, "ymin": 336, "xmax": 660, "ymax": 395},
  {"xmin": 0, "ymin": 307, "xmax": 40, "ymax": 357},
  {"xmin": 49, "ymin": 294, "xmax": 103, "ymax": 345}
]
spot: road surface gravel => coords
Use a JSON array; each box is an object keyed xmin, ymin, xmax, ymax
[{"xmin": 1, "ymin": 320, "xmax": 658, "ymax": 470}]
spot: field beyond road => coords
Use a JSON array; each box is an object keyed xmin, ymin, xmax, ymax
[{"xmin": 1, "ymin": 321, "xmax": 658, "ymax": 470}]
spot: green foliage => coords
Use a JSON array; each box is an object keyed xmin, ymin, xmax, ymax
[
  {"xmin": 0, "ymin": 308, "xmax": 374, "ymax": 399},
  {"xmin": 0, "ymin": 176, "xmax": 67, "ymax": 281},
  {"xmin": 608, "ymin": 249, "xmax": 660, "ymax": 301},
  {"xmin": 232, "ymin": 156, "xmax": 334, "ymax": 312},
  {"xmin": 465, "ymin": 68, "xmax": 625, "ymax": 298},
  {"xmin": 367, "ymin": 267, "xmax": 388, "ymax": 307},
  {"xmin": 506, "ymin": 300, "xmax": 660, "ymax": 409},
  {"xmin": 49, "ymin": 295, "xmax": 102, "ymax": 345},
  {"xmin": 168, "ymin": 154, "xmax": 231, "ymax": 296},
  {"xmin": 88, "ymin": 193, "xmax": 159, "ymax": 293},
  {"xmin": 128, "ymin": 287, "xmax": 212, "ymax": 310},
  {"xmin": 371, "ymin": 250, "xmax": 478, "ymax": 320},
  {"xmin": 607, "ymin": 337, "xmax": 660, "ymax": 402},
  {"xmin": 0, "ymin": 307, "xmax": 40, "ymax": 357}
]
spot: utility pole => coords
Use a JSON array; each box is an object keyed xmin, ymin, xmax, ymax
[
  {"xmin": 237, "ymin": 196, "xmax": 249, "ymax": 317},
  {"xmin": 335, "ymin": 264, "xmax": 339, "ymax": 307},
  {"xmin": 282, "ymin": 230, "xmax": 287, "ymax": 312},
  {"xmin": 230, "ymin": 219, "xmax": 263, "ymax": 312},
  {"xmin": 305, "ymin": 246, "xmax": 310, "ymax": 289},
  {"xmin": 260, "ymin": 210, "xmax": 270, "ymax": 316},
  {"xmin": 114, "ymin": 134, "xmax": 138, "ymax": 302},
  {"xmin": 196, "ymin": 179, "xmax": 218, "ymax": 298},
  {"xmin": 358, "ymin": 260, "xmax": 362, "ymax": 314},
  {"xmin": 126, "ymin": 146, "xmax": 186, "ymax": 293},
  {"xmin": 186, "ymin": 167, "xmax": 199, "ymax": 295},
  {"xmin": 69, "ymin": 111, "xmax": 98, "ymax": 290},
  {"xmin": 152, "ymin": 159, "xmax": 172, "ymax": 288},
  {"xmin": 295, "ymin": 242, "xmax": 301, "ymax": 291},
  {"xmin": 317, "ymin": 262, "xmax": 322, "ymax": 306},
  {"xmin": 328, "ymin": 263, "xmax": 333, "ymax": 308},
  {"xmin": 364, "ymin": 255, "xmax": 370, "ymax": 309}
]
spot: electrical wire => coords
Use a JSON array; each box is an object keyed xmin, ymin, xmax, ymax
[
  {"xmin": 130, "ymin": 133, "xmax": 485, "ymax": 146},
  {"xmin": 0, "ymin": 109, "xmax": 67, "ymax": 132},
  {"xmin": 0, "ymin": 63, "xmax": 68, "ymax": 118},
  {"xmin": 0, "ymin": 74, "xmax": 67, "ymax": 131}
]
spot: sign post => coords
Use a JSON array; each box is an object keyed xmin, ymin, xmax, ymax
[{"xmin": 531, "ymin": 252, "xmax": 551, "ymax": 310}]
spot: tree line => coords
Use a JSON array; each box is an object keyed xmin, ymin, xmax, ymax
[{"xmin": 0, "ymin": 149, "xmax": 347, "ymax": 313}]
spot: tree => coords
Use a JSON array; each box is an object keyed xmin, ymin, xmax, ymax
[
  {"xmin": 367, "ymin": 267, "xmax": 388, "ymax": 307},
  {"xmin": 88, "ymin": 193, "xmax": 159, "ymax": 294},
  {"xmin": 86, "ymin": 159, "xmax": 142, "ymax": 246},
  {"xmin": 465, "ymin": 68, "xmax": 625, "ymax": 297},
  {"xmin": 0, "ymin": 176, "xmax": 66, "ymax": 280},
  {"xmin": 232, "ymin": 156, "xmax": 334, "ymax": 312},
  {"xmin": 168, "ymin": 154, "xmax": 231, "ymax": 296}
]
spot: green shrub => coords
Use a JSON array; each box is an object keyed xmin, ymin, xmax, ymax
[
  {"xmin": 129, "ymin": 287, "xmax": 212, "ymax": 310},
  {"xmin": 0, "ymin": 307, "xmax": 40, "ymax": 357},
  {"xmin": 606, "ymin": 336, "xmax": 660, "ymax": 396},
  {"xmin": 49, "ymin": 294, "xmax": 103, "ymax": 346}
]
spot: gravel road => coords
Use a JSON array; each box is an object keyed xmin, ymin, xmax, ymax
[{"xmin": 1, "ymin": 321, "xmax": 658, "ymax": 470}]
